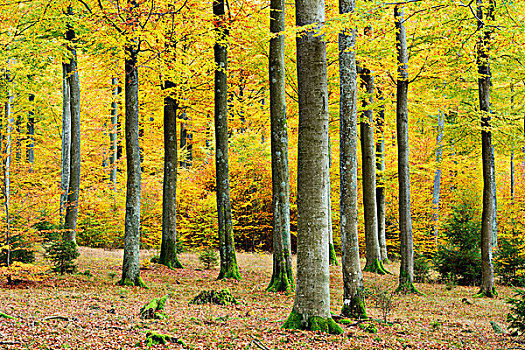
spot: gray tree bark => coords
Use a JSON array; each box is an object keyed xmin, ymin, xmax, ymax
[
  {"xmin": 359, "ymin": 69, "xmax": 384, "ymax": 274},
  {"xmin": 328, "ymin": 138, "xmax": 339, "ymax": 266},
  {"xmin": 395, "ymin": 5, "xmax": 417, "ymax": 293},
  {"xmin": 376, "ymin": 93, "xmax": 388, "ymax": 262},
  {"xmin": 109, "ymin": 77, "xmax": 118, "ymax": 189},
  {"xmin": 160, "ymin": 79, "xmax": 183, "ymax": 269},
  {"xmin": 214, "ymin": 0, "xmax": 240, "ymax": 280},
  {"xmin": 60, "ymin": 63, "xmax": 71, "ymax": 224},
  {"xmin": 282, "ymin": 0, "xmax": 341, "ymax": 334},
  {"xmin": 63, "ymin": 8, "xmax": 81, "ymax": 242},
  {"xmin": 267, "ymin": 0, "xmax": 294, "ymax": 293},
  {"xmin": 476, "ymin": 0, "xmax": 496, "ymax": 297},
  {"xmin": 432, "ymin": 111, "xmax": 445, "ymax": 244},
  {"xmin": 119, "ymin": 22, "xmax": 145, "ymax": 287},
  {"xmin": 339, "ymin": 0, "xmax": 367, "ymax": 320}
]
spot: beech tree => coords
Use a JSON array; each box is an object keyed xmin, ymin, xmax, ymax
[
  {"xmin": 359, "ymin": 66, "xmax": 385, "ymax": 274},
  {"xmin": 282, "ymin": 0, "xmax": 342, "ymax": 334},
  {"xmin": 120, "ymin": 0, "xmax": 145, "ymax": 287},
  {"xmin": 109, "ymin": 77, "xmax": 118, "ymax": 189},
  {"xmin": 160, "ymin": 75, "xmax": 183, "ymax": 269},
  {"xmin": 62, "ymin": 6, "xmax": 81, "ymax": 243},
  {"xmin": 213, "ymin": 0, "xmax": 240, "ymax": 280},
  {"xmin": 376, "ymin": 93, "xmax": 388, "ymax": 261},
  {"xmin": 267, "ymin": 0, "xmax": 294, "ymax": 293},
  {"xmin": 476, "ymin": 0, "xmax": 496, "ymax": 298},
  {"xmin": 339, "ymin": 0, "xmax": 367, "ymax": 320},
  {"xmin": 395, "ymin": 4, "xmax": 417, "ymax": 293}
]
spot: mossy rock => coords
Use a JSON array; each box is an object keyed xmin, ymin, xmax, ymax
[
  {"xmin": 190, "ymin": 288, "xmax": 239, "ymax": 306},
  {"xmin": 358, "ymin": 322, "xmax": 378, "ymax": 334},
  {"xmin": 140, "ymin": 295, "xmax": 169, "ymax": 320},
  {"xmin": 143, "ymin": 331, "xmax": 186, "ymax": 347}
]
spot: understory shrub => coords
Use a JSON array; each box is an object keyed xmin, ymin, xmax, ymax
[
  {"xmin": 45, "ymin": 239, "xmax": 80, "ymax": 275},
  {"xmin": 199, "ymin": 249, "xmax": 219, "ymax": 269},
  {"xmin": 495, "ymin": 236, "xmax": 525, "ymax": 286},
  {"xmin": 414, "ymin": 253, "xmax": 432, "ymax": 283},
  {"xmin": 507, "ymin": 288, "xmax": 525, "ymax": 336},
  {"xmin": 433, "ymin": 201, "xmax": 481, "ymax": 286}
]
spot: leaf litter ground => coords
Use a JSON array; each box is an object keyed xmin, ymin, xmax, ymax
[{"xmin": 0, "ymin": 247, "xmax": 521, "ymax": 349}]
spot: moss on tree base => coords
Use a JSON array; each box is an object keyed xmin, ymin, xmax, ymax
[
  {"xmin": 341, "ymin": 296, "xmax": 368, "ymax": 320},
  {"xmin": 329, "ymin": 244, "xmax": 340, "ymax": 266},
  {"xmin": 165, "ymin": 258, "xmax": 183, "ymax": 270},
  {"xmin": 474, "ymin": 286, "xmax": 498, "ymax": 298},
  {"xmin": 363, "ymin": 258, "xmax": 391, "ymax": 275},
  {"xmin": 282, "ymin": 310, "xmax": 343, "ymax": 335},
  {"xmin": 118, "ymin": 276, "xmax": 147, "ymax": 288},
  {"xmin": 217, "ymin": 261, "xmax": 241, "ymax": 280},
  {"xmin": 395, "ymin": 281, "xmax": 423, "ymax": 295},
  {"xmin": 267, "ymin": 268, "xmax": 295, "ymax": 294}
]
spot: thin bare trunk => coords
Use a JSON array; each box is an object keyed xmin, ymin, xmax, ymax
[
  {"xmin": 267, "ymin": 0, "xmax": 294, "ymax": 293},
  {"xmin": 432, "ymin": 111, "xmax": 445, "ymax": 244},
  {"xmin": 339, "ymin": 0, "xmax": 367, "ymax": 320},
  {"xmin": 476, "ymin": 0, "xmax": 496, "ymax": 297},
  {"xmin": 395, "ymin": 5, "xmax": 417, "ymax": 293},
  {"xmin": 109, "ymin": 77, "xmax": 118, "ymax": 189},
  {"xmin": 214, "ymin": 0, "xmax": 240, "ymax": 280}
]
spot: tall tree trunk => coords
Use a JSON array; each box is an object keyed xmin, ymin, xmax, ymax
[
  {"xmin": 476, "ymin": 0, "xmax": 496, "ymax": 298},
  {"xmin": 376, "ymin": 91, "xmax": 388, "ymax": 262},
  {"xmin": 160, "ymin": 78, "xmax": 183, "ymax": 269},
  {"xmin": 27, "ymin": 94, "xmax": 35, "ymax": 165},
  {"xmin": 328, "ymin": 137, "xmax": 339, "ymax": 266},
  {"xmin": 282, "ymin": 0, "xmax": 342, "ymax": 334},
  {"xmin": 395, "ymin": 5, "xmax": 417, "ymax": 293},
  {"xmin": 180, "ymin": 118, "xmax": 188, "ymax": 168},
  {"xmin": 339, "ymin": 0, "xmax": 367, "ymax": 320},
  {"xmin": 432, "ymin": 110, "xmax": 445, "ymax": 245},
  {"xmin": 3, "ymin": 62, "xmax": 13, "ymax": 268},
  {"xmin": 119, "ymin": 23, "xmax": 145, "ymax": 287},
  {"xmin": 63, "ymin": 7, "xmax": 81, "ymax": 242},
  {"xmin": 267, "ymin": 0, "xmax": 294, "ymax": 293},
  {"xmin": 109, "ymin": 77, "xmax": 118, "ymax": 189},
  {"xmin": 511, "ymin": 152, "xmax": 514, "ymax": 203},
  {"xmin": 359, "ymin": 69, "xmax": 385, "ymax": 274},
  {"xmin": 214, "ymin": 0, "xmax": 240, "ymax": 280},
  {"xmin": 60, "ymin": 63, "xmax": 71, "ymax": 224}
]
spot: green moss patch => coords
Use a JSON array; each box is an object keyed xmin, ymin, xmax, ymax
[
  {"xmin": 140, "ymin": 294, "xmax": 169, "ymax": 320},
  {"xmin": 143, "ymin": 331, "xmax": 186, "ymax": 347},
  {"xmin": 190, "ymin": 288, "xmax": 239, "ymax": 306}
]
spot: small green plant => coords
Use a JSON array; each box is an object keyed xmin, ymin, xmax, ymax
[
  {"xmin": 369, "ymin": 286, "xmax": 398, "ymax": 323},
  {"xmin": 44, "ymin": 239, "xmax": 80, "ymax": 275},
  {"xmin": 414, "ymin": 253, "xmax": 432, "ymax": 283},
  {"xmin": 199, "ymin": 249, "xmax": 219, "ymax": 270},
  {"xmin": 433, "ymin": 200, "xmax": 482, "ymax": 286},
  {"xmin": 431, "ymin": 321, "xmax": 441, "ymax": 330},
  {"xmin": 495, "ymin": 236, "xmax": 525, "ymax": 287},
  {"xmin": 507, "ymin": 288, "xmax": 525, "ymax": 336}
]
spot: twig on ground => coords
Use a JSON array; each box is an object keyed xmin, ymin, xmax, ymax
[
  {"xmin": 0, "ymin": 341, "xmax": 21, "ymax": 345},
  {"xmin": 44, "ymin": 315, "xmax": 71, "ymax": 322},
  {"xmin": 248, "ymin": 335, "xmax": 271, "ymax": 350}
]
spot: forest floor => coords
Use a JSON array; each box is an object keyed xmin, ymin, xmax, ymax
[{"xmin": 0, "ymin": 247, "xmax": 522, "ymax": 349}]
